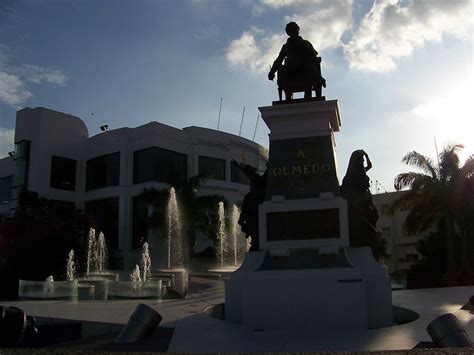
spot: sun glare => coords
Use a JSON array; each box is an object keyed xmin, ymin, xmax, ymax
[{"xmin": 412, "ymin": 77, "xmax": 474, "ymax": 162}]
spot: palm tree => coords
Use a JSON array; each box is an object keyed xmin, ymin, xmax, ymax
[{"xmin": 392, "ymin": 144, "xmax": 474, "ymax": 286}]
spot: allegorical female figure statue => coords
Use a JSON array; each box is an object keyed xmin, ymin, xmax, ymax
[{"xmin": 340, "ymin": 150, "xmax": 386, "ymax": 259}]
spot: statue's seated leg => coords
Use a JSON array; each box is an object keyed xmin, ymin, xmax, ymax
[
  {"xmin": 284, "ymin": 90, "xmax": 293, "ymax": 101},
  {"xmin": 278, "ymin": 87, "xmax": 283, "ymax": 101},
  {"xmin": 304, "ymin": 89, "xmax": 312, "ymax": 99},
  {"xmin": 315, "ymin": 83, "xmax": 322, "ymax": 99}
]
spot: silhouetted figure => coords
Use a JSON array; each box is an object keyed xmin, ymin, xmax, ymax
[
  {"xmin": 340, "ymin": 150, "xmax": 386, "ymax": 259},
  {"xmin": 232, "ymin": 160, "xmax": 267, "ymax": 251},
  {"xmin": 268, "ymin": 22, "xmax": 326, "ymax": 101}
]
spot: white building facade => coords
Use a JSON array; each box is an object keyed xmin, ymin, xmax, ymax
[
  {"xmin": 373, "ymin": 191, "xmax": 423, "ymax": 275},
  {"xmin": 0, "ymin": 107, "xmax": 268, "ymax": 268}
]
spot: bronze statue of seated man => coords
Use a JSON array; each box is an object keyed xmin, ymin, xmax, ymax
[{"xmin": 268, "ymin": 22, "xmax": 326, "ymax": 101}]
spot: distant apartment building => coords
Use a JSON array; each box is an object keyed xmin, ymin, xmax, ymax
[
  {"xmin": 373, "ymin": 191, "xmax": 423, "ymax": 274},
  {"xmin": 0, "ymin": 107, "xmax": 268, "ymax": 268}
]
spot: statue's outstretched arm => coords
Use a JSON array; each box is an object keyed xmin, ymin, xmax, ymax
[
  {"xmin": 363, "ymin": 151, "xmax": 372, "ymax": 172},
  {"xmin": 268, "ymin": 46, "xmax": 286, "ymax": 80},
  {"xmin": 231, "ymin": 159, "xmax": 258, "ymax": 179}
]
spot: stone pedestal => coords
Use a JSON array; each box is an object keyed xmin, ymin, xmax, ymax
[
  {"xmin": 258, "ymin": 100, "xmax": 346, "ymax": 253},
  {"xmin": 225, "ymin": 100, "xmax": 393, "ymax": 330}
]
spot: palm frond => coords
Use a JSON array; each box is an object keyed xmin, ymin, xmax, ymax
[
  {"xmin": 401, "ymin": 151, "xmax": 438, "ymax": 178},
  {"xmin": 394, "ymin": 172, "xmax": 432, "ymax": 191},
  {"xmin": 460, "ymin": 154, "xmax": 474, "ymax": 180},
  {"xmin": 439, "ymin": 145, "xmax": 464, "ymax": 182}
]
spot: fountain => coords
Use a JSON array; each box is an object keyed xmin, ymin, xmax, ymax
[
  {"xmin": 166, "ymin": 187, "xmax": 183, "ymax": 269},
  {"xmin": 97, "ymin": 232, "xmax": 108, "ymax": 273},
  {"xmin": 130, "ymin": 264, "xmax": 142, "ymax": 292},
  {"xmin": 83, "ymin": 228, "xmax": 118, "ymax": 282},
  {"xmin": 86, "ymin": 227, "xmax": 96, "ymax": 276},
  {"xmin": 140, "ymin": 242, "xmax": 151, "ymax": 282},
  {"xmin": 66, "ymin": 250, "xmax": 76, "ymax": 281},
  {"xmin": 231, "ymin": 205, "xmax": 239, "ymax": 266},
  {"xmin": 153, "ymin": 187, "xmax": 188, "ymax": 297},
  {"xmin": 217, "ymin": 201, "xmax": 227, "ymax": 269},
  {"xmin": 207, "ymin": 202, "xmax": 243, "ymax": 278},
  {"xmin": 131, "ymin": 264, "xmax": 142, "ymax": 283},
  {"xmin": 108, "ymin": 252, "xmax": 162, "ymax": 300},
  {"xmin": 230, "ymin": 204, "xmax": 247, "ymax": 266},
  {"xmin": 17, "ymin": 229, "xmax": 178, "ymax": 301},
  {"xmin": 19, "ymin": 275, "xmax": 78, "ymax": 300}
]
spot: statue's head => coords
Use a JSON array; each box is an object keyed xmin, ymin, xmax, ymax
[
  {"xmin": 285, "ymin": 22, "xmax": 300, "ymax": 37},
  {"xmin": 347, "ymin": 150, "xmax": 366, "ymax": 176}
]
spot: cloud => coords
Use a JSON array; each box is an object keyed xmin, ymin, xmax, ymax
[
  {"xmin": 227, "ymin": 0, "xmax": 353, "ymax": 73},
  {"xmin": 226, "ymin": 27, "xmax": 285, "ymax": 73},
  {"xmin": 0, "ymin": 46, "xmax": 68, "ymax": 107},
  {"xmin": 12, "ymin": 64, "xmax": 68, "ymax": 86},
  {"xmin": 0, "ymin": 72, "xmax": 31, "ymax": 106},
  {"xmin": 0, "ymin": 127, "xmax": 14, "ymax": 157},
  {"xmin": 261, "ymin": 0, "xmax": 297, "ymax": 8},
  {"xmin": 343, "ymin": 0, "xmax": 474, "ymax": 72},
  {"xmin": 229, "ymin": 0, "xmax": 473, "ymax": 74}
]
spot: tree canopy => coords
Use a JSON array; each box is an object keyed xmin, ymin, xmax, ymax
[{"xmin": 393, "ymin": 144, "xmax": 474, "ymax": 286}]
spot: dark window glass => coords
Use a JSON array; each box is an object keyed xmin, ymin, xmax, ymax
[
  {"xmin": 132, "ymin": 195, "xmax": 149, "ymax": 249},
  {"xmin": 50, "ymin": 156, "xmax": 76, "ymax": 191},
  {"xmin": 86, "ymin": 152, "xmax": 120, "ymax": 191},
  {"xmin": 85, "ymin": 197, "xmax": 119, "ymax": 251},
  {"xmin": 379, "ymin": 204, "xmax": 389, "ymax": 215},
  {"xmin": 133, "ymin": 147, "xmax": 187, "ymax": 185},
  {"xmin": 199, "ymin": 156, "xmax": 225, "ymax": 181},
  {"xmin": 14, "ymin": 140, "xmax": 30, "ymax": 159},
  {"xmin": 405, "ymin": 253, "xmax": 419, "ymax": 262},
  {"xmin": 231, "ymin": 161, "xmax": 250, "ymax": 185},
  {"xmin": 0, "ymin": 175, "xmax": 12, "ymax": 203},
  {"xmin": 48, "ymin": 200, "xmax": 76, "ymax": 223},
  {"xmin": 12, "ymin": 140, "xmax": 30, "ymax": 188}
]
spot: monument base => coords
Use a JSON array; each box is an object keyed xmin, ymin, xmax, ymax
[{"xmin": 225, "ymin": 247, "xmax": 392, "ymax": 330}]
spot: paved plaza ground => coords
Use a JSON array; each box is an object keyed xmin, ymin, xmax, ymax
[{"xmin": 1, "ymin": 277, "xmax": 474, "ymax": 352}]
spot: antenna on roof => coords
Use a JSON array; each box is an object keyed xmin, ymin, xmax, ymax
[
  {"xmin": 217, "ymin": 98, "xmax": 223, "ymax": 131},
  {"xmin": 252, "ymin": 113, "xmax": 260, "ymax": 141},
  {"xmin": 434, "ymin": 136, "xmax": 440, "ymax": 167},
  {"xmin": 375, "ymin": 180, "xmax": 388, "ymax": 193},
  {"xmin": 239, "ymin": 106, "xmax": 245, "ymax": 136}
]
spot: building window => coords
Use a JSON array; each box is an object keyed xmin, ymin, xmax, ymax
[
  {"xmin": 379, "ymin": 204, "xmax": 390, "ymax": 215},
  {"xmin": 11, "ymin": 140, "xmax": 30, "ymax": 200},
  {"xmin": 50, "ymin": 156, "xmax": 76, "ymax": 191},
  {"xmin": 86, "ymin": 152, "xmax": 120, "ymax": 191},
  {"xmin": 12, "ymin": 140, "xmax": 30, "ymax": 187},
  {"xmin": 199, "ymin": 156, "xmax": 225, "ymax": 181},
  {"xmin": 382, "ymin": 227, "xmax": 391, "ymax": 239},
  {"xmin": 133, "ymin": 147, "xmax": 187, "ymax": 185},
  {"xmin": 405, "ymin": 253, "xmax": 419, "ymax": 262},
  {"xmin": 231, "ymin": 161, "xmax": 250, "ymax": 185},
  {"xmin": 132, "ymin": 194, "xmax": 148, "ymax": 249},
  {"xmin": 85, "ymin": 197, "xmax": 119, "ymax": 251},
  {"xmin": 0, "ymin": 175, "xmax": 12, "ymax": 203}
]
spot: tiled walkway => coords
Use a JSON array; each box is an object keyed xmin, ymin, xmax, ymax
[{"xmin": 2, "ymin": 278, "xmax": 473, "ymax": 351}]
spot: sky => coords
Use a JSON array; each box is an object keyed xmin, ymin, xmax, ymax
[{"xmin": 0, "ymin": 0, "xmax": 472, "ymax": 192}]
